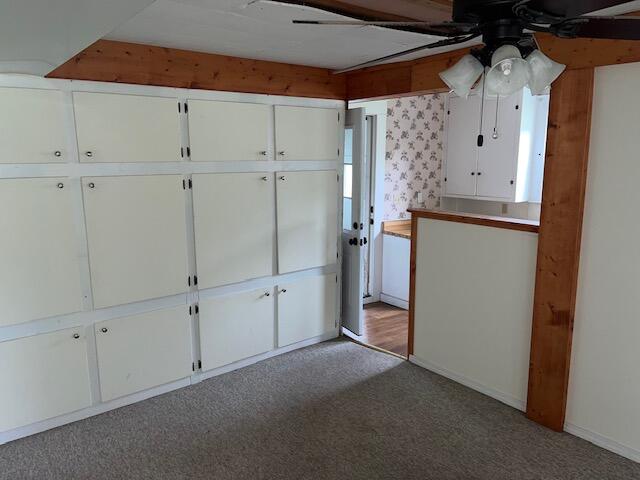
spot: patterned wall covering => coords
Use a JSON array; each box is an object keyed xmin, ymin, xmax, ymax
[{"xmin": 384, "ymin": 94, "xmax": 445, "ymax": 220}]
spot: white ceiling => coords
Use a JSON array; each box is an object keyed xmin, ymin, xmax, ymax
[{"xmin": 105, "ymin": 0, "xmax": 482, "ymax": 70}]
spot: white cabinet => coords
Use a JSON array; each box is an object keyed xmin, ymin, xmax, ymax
[
  {"xmin": 381, "ymin": 234, "xmax": 410, "ymax": 308},
  {"xmin": 0, "ymin": 328, "xmax": 91, "ymax": 431},
  {"xmin": 199, "ymin": 289, "xmax": 274, "ymax": 371},
  {"xmin": 73, "ymin": 92, "xmax": 181, "ymax": 163},
  {"xmin": 188, "ymin": 100, "xmax": 270, "ymax": 161},
  {"xmin": 276, "ymin": 170, "xmax": 338, "ymax": 274},
  {"xmin": 0, "ymin": 87, "xmax": 68, "ymax": 163},
  {"xmin": 95, "ymin": 306, "xmax": 192, "ymax": 402},
  {"xmin": 275, "ymin": 106, "xmax": 339, "ymax": 161},
  {"xmin": 192, "ymin": 173, "xmax": 273, "ymax": 289},
  {"xmin": 277, "ymin": 274, "xmax": 336, "ymax": 347},
  {"xmin": 83, "ymin": 175, "xmax": 188, "ymax": 308},
  {"xmin": 0, "ymin": 178, "xmax": 82, "ymax": 326},
  {"xmin": 444, "ymin": 88, "xmax": 549, "ymax": 202}
]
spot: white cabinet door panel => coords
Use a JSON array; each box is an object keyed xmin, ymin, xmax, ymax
[
  {"xmin": 444, "ymin": 95, "xmax": 480, "ymax": 196},
  {"xmin": 83, "ymin": 175, "xmax": 188, "ymax": 308},
  {"xmin": 193, "ymin": 173, "xmax": 273, "ymax": 289},
  {"xmin": 278, "ymin": 274, "xmax": 336, "ymax": 347},
  {"xmin": 199, "ymin": 289, "xmax": 274, "ymax": 371},
  {"xmin": 275, "ymin": 106, "xmax": 339, "ymax": 161},
  {"xmin": 95, "ymin": 306, "xmax": 192, "ymax": 402},
  {"xmin": 0, "ymin": 87, "xmax": 68, "ymax": 163},
  {"xmin": 0, "ymin": 178, "xmax": 82, "ymax": 326},
  {"xmin": 188, "ymin": 100, "xmax": 270, "ymax": 161},
  {"xmin": 74, "ymin": 92, "xmax": 180, "ymax": 163},
  {"xmin": 0, "ymin": 328, "xmax": 91, "ymax": 431},
  {"xmin": 276, "ymin": 170, "xmax": 338, "ymax": 274},
  {"xmin": 381, "ymin": 234, "xmax": 410, "ymax": 303}
]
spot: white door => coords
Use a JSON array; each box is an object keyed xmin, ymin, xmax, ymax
[
  {"xmin": 83, "ymin": 175, "xmax": 188, "ymax": 308},
  {"xmin": 74, "ymin": 92, "xmax": 181, "ymax": 163},
  {"xmin": 95, "ymin": 306, "xmax": 192, "ymax": 402},
  {"xmin": 0, "ymin": 328, "xmax": 91, "ymax": 431},
  {"xmin": 341, "ymin": 108, "xmax": 366, "ymax": 335},
  {"xmin": 199, "ymin": 289, "xmax": 274, "ymax": 371},
  {"xmin": 277, "ymin": 274, "xmax": 336, "ymax": 347},
  {"xmin": 188, "ymin": 100, "xmax": 270, "ymax": 161},
  {"xmin": 0, "ymin": 178, "xmax": 82, "ymax": 326},
  {"xmin": 444, "ymin": 94, "xmax": 481, "ymax": 196},
  {"xmin": 274, "ymin": 106, "xmax": 339, "ymax": 161},
  {"xmin": 477, "ymin": 92, "xmax": 522, "ymax": 199},
  {"xmin": 192, "ymin": 173, "xmax": 274, "ymax": 289},
  {"xmin": 276, "ymin": 170, "xmax": 338, "ymax": 274},
  {"xmin": 0, "ymin": 87, "xmax": 68, "ymax": 163}
]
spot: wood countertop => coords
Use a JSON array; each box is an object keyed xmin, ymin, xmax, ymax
[
  {"xmin": 382, "ymin": 220, "xmax": 412, "ymax": 239},
  {"xmin": 407, "ymin": 209, "xmax": 540, "ymax": 234}
]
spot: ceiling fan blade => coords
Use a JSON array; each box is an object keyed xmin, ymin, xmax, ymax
[
  {"xmin": 292, "ymin": 20, "xmax": 473, "ymax": 28},
  {"xmin": 554, "ymin": 16, "xmax": 640, "ymax": 39},
  {"xmin": 332, "ymin": 33, "xmax": 481, "ymax": 74},
  {"xmin": 525, "ymin": 0, "xmax": 636, "ymax": 18}
]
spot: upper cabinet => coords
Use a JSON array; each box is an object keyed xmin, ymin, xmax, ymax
[
  {"xmin": 188, "ymin": 100, "xmax": 270, "ymax": 161},
  {"xmin": 73, "ymin": 92, "xmax": 181, "ymax": 163},
  {"xmin": 275, "ymin": 106, "xmax": 340, "ymax": 161},
  {"xmin": 0, "ymin": 87, "xmax": 68, "ymax": 163}
]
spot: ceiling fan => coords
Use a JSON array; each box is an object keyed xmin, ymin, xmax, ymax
[{"xmin": 292, "ymin": 0, "xmax": 640, "ymax": 96}]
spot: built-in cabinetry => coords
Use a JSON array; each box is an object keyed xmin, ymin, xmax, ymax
[
  {"xmin": 275, "ymin": 106, "xmax": 340, "ymax": 161},
  {"xmin": 444, "ymin": 88, "xmax": 549, "ymax": 202},
  {"xmin": 381, "ymin": 230, "xmax": 410, "ymax": 310}
]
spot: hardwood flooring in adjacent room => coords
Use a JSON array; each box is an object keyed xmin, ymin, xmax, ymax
[{"xmin": 362, "ymin": 302, "xmax": 408, "ymax": 357}]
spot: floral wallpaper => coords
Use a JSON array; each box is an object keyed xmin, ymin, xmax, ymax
[{"xmin": 384, "ymin": 93, "xmax": 445, "ymax": 220}]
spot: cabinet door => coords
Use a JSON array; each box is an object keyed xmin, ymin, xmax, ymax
[
  {"xmin": 83, "ymin": 175, "xmax": 188, "ymax": 308},
  {"xmin": 0, "ymin": 328, "xmax": 91, "ymax": 431},
  {"xmin": 276, "ymin": 170, "xmax": 338, "ymax": 274},
  {"xmin": 275, "ymin": 106, "xmax": 339, "ymax": 161},
  {"xmin": 381, "ymin": 234, "xmax": 410, "ymax": 303},
  {"xmin": 193, "ymin": 173, "xmax": 273, "ymax": 289},
  {"xmin": 199, "ymin": 289, "xmax": 274, "ymax": 371},
  {"xmin": 188, "ymin": 100, "xmax": 270, "ymax": 161},
  {"xmin": 95, "ymin": 306, "xmax": 192, "ymax": 402},
  {"xmin": 278, "ymin": 274, "xmax": 336, "ymax": 347},
  {"xmin": 477, "ymin": 92, "xmax": 521, "ymax": 199},
  {"xmin": 444, "ymin": 95, "xmax": 480, "ymax": 196},
  {"xmin": 74, "ymin": 92, "xmax": 180, "ymax": 163},
  {"xmin": 0, "ymin": 87, "xmax": 68, "ymax": 163},
  {"xmin": 0, "ymin": 178, "xmax": 82, "ymax": 326}
]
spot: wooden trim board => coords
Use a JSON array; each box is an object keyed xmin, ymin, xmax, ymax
[
  {"xmin": 408, "ymin": 208, "xmax": 540, "ymax": 233},
  {"xmin": 407, "ymin": 216, "xmax": 418, "ymax": 356}
]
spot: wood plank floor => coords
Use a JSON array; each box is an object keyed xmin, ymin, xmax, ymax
[{"xmin": 361, "ymin": 302, "xmax": 409, "ymax": 357}]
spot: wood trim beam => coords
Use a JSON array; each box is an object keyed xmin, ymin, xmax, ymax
[
  {"xmin": 408, "ymin": 208, "xmax": 540, "ymax": 233},
  {"xmin": 526, "ymin": 68, "xmax": 594, "ymax": 431},
  {"xmin": 408, "ymin": 216, "xmax": 418, "ymax": 356}
]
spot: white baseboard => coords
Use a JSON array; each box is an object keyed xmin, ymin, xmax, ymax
[
  {"xmin": 564, "ymin": 422, "xmax": 640, "ymax": 464},
  {"xmin": 380, "ymin": 293, "xmax": 408, "ymax": 310},
  {"xmin": 409, "ymin": 354, "xmax": 526, "ymax": 412}
]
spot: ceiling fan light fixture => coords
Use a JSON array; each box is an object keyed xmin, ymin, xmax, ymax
[
  {"xmin": 485, "ymin": 44, "xmax": 531, "ymax": 96},
  {"xmin": 526, "ymin": 49, "xmax": 566, "ymax": 95},
  {"xmin": 438, "ymin": 54, "xmax": 484, "ymax": 99}
]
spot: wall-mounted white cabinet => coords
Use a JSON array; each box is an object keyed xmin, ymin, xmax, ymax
[
  {"xmin": 0, "ymin": 328, "xmax": 91, "ymax": 431},
  {"xmin": 444, "ymin": 88, "xmax": 549, "ymax": 202},
  {"xmin": 73, "ymin": 92, "xmax": 181, "ymax": 163},
  {"xmin": 188, "ymin": 100, "xmax": 270, "ymax": 161},
  {"xmin": 275, "ymin": 106, "xmax": 339, "ymax": 161},
  {"xmin": 0, "ymin": 178, "xmax": 83, "ymax": 326},
  {"xmin": 199, "ymin": 289, "xmax": 275, "ymax": 371},
  {"xmin": 193, "ymin": 173, "xmax": 274, "ymax": 289},
  {"xmin": 95, "ymin": 306, "xmax": 192, "ymax": 402},
  {"xmin": 0, "ymin": 87, "xmax": 68, "ymax": 163},
  {"xmin": 276, "ymin": 170, "xmax": 338, "ymax": 274},
  {"xmin": 83, "ymin": 175, "xmax": 188, "ymax": 308},
  {"xmin": 277, "ymin": 274, "xmax": 336, "ymax": 347}
]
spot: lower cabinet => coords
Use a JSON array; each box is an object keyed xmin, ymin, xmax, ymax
[
  {"xmin": 95, "ymin": 306, "xmax": 192, "ymax": 402},
  {"xmin": 199, "ymin": 289, "xmax": 275, "ymax": 371},
  {"xmin": 0, "ymin": 328, "xmax": 91, "ymax": 432},
  {"xmin": 277, "ymin": 274, "xmax": 337, "ymax": 348}
]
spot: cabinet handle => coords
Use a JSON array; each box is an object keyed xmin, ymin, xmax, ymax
[
  {"xmin": 85, "ymin": 151, "xmax": 93, "ymax": 157},
  {"xmin": 264, "ymin": 291, "xmax": 270, "ymax": 297},
  {"xmin": 100, "ymin": 327, "xmax": 108, "ymax": 333},
  {"xmin": 88, "ymin": 182, "xmax": 95, "ymax": 189},
  {"xmin": 261, "ymin": 176, "xmax": 268, "ymax": 181},
  {"xmin": 72, "ymin": 333, "xmax": 80, "ymax": 339},
  {"xmin": 54, "ymin": 150, "xmax": 62, "ymax": 157},
  {"xmin": 471, "ymin": 172, "xmax": 475, "ymax": 176},
  {"xmin": 278, "ymin": 175, "xmax": 286, "ymax": 181},
  {"xmin": 277, "ymin": 151, "xmax": 285, "ymax": 156},
  {"xmin": 279, "ymin": 289, "xmax": 287, "ymax": 294},
  {"xmin": 259, "ymin": 151, "xmax": 267, "ymax": 156},
  {"xmin": 57, "ymin": 182, "xmax": 64, "ymax": 189},
  {"xmin": 477, "ymin": 172, "xmax": 482, "ymax": 176}
]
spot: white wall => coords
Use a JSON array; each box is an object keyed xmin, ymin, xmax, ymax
[
  {"xmin": 565, "ymin": 62, "xmax": 640, "ymax": 463},
  {"xmin": 411, "ymin": 218, "xmax": 538, "ymax": 409}
]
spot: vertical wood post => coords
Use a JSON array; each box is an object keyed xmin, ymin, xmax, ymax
[{"xmin": 526, "ymin": 68, "xmax": 595, "ymax": 431}]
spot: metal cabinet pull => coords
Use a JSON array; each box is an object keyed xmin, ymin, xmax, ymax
[
  {"xmin": 88, "ymin": 182, "xmax": 95, "ymax": 189},
  {"xmin": 54, "ymin": 151, "xmax": 62, "ymax": 157},
  {"xmin": 72, "ymin": 333, "xmax": 80, "ymax": 339},
  {"xmin": 57, "ymin": 183, "xmax": 64, "ymax": 189},
  {"xmin": 264, "ymin": 292, "xmax": 271, "ymax": 297},
  {"xmin": 278, "ymin": 175, "xmax": 286, "ymax": 181},
  {"xmin": 100, "ymin": 327, "xmax": 108, "ymax": 333},
  {"xmin": 277, "ymin": 151, "xmax": 285, "ymax": 156},
  {"xmin": 85, "ymin": 151, "xmax": 93, "ymax": 157},
  {"xmin": 279, "ymin": 288, "xmax": 287, "ymax": 294},
  {"xmin": 477, "ymin": 172, "xmax": 482, "ymax": 176},
  {"xmin": 471, "ymin": 172, "xmax": 475, "ymax": 176},
  {"xmin": 259, "ymin": 151, "xmax": 267, "ymax": 156},
  {"xmin": 261, "ymin": 176, "xmax": 268, "ymax": 181}
]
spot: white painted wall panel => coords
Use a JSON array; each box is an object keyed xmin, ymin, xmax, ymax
[
  {"xmin": 0, "ymin": 328, "xmax": 91, "ymax": 431},
  {"xmin": 95, "ymin": 306, "xmax": 192, "ymax": 402},
  {"xmin": 275, "ymin": 106, "xmax": 339, "ymax": 161},
  {"xmin": 0, "ymin": 178, "xmax": 82, "ymax": 326}
]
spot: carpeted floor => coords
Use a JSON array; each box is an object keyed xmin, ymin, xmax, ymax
[{"xmin": 1, "ymin": 338, "xmax": 639, "ymax": 480}]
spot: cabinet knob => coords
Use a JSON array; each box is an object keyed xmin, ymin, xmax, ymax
[
  {"xmin": 261, "ymin": 176, "xmax": 268, "ymax": 181},
  {"xmin": 85, "ymin": 151, "xmax": 93, "ymax": 157},
  {"xmin": 259, "ymin": 151, "xmax": 267, "ymax": 156},
  {"xmin": 264, "ymin": 291, "xmax": 270, "ymax": 297},
  {"xmin": 72, "ymin": 333, "xmax": 80, "ymax": 339},
  {"xmin": 100, "ymin": 327, "xmax": 108, "ymax": 333},
  {"xmin": 471, "ymin": 172, "xmax": 475, "ymax": 176},
  {"xmin": 277, "ymin": 151, "xmax": 285, "ymax": 156},
  {"xmin": 57, "ymin": 182, "xmax": 64, "ymax": 189},
  {"xmin": 278, "ymin": 175, "xmax": 286, "ymax": 181},
  {"xmin": 88, "ymin": 182, "xmax": 95, "ymax": 189},
  {"xmin": 54, "ymin": 150, "xmax": 62, "ymax": 157},
  {"xmin": 279, "ymin": 289, "xmax": 287, "ymax": 294},
  {"xmin": 477, "ymin": 172, "xmax": 482, "ymax": 176}
]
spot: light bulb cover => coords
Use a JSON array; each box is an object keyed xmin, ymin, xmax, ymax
[
  {"xmin": 526, "ymin": 49, "xmax": 566, "ymax": 95},
  {"xmin": 438, "ymin": 54, "xmax": 484, "ymax": 99},
  {"xmin": 485, "ymin": 45, "xmax": 531, "ymax": 96}
]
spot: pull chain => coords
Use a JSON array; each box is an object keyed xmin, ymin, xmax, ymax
[
  {"xmin": 492, "ymin": 94, "xmax": 500, "ymax": 139},
  {"xmin": 477, "ymin": 69, "xmax": 486, "ymax": 147}
]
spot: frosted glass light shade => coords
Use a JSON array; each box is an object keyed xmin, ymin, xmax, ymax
[
  {"xmin": 486, "ymin": 45, "xmax": 531, "ymax": 96},
  {"xmin": 526, "ymin": 49, "xmax": 566, "ymax": 95},
  {"xmin": 439, "ymin": 54, "xmax": 484, "ymax": 98}
]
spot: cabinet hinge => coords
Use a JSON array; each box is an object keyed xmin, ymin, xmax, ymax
[
  {"xmin": 337, "ymin": 174, "xmax": 340, "ymax": 182},
  {"xmin": 181, "ymin": 147, "xmax": 184, "ymax": 158},
  {"xmin": 194, "ymin": 275, "xmax": 198, "ymax": 286},
  {"xmin": 336, "ymin": 275, "xmax": 338, "ymax": 283},
  {"xmin": 195, "ymin": 304, "xmax": 199, "ymax": 314},
  {"xmin": 510, "ymin": 180, "xmax": 514, "ymax": 185},
  {"xmin": 444, "ymin": 177, "xmax": 447, "ymax": 182},
  {"xmin": 337, "ymin": 112, "xmax": 340, "ymax": 122},
  {"xmin": 189, "ymin": 305, "xmax": 192, "ymax": 315},
  {"xmin": 178, "ymin": 103, "xmax": 181, "ymax": 113},
  {"xmin": 187, "ymin": 147, "xmax": 191, "ymax": 157},
  {"xmin": 183, "ymin": 179, "xmax": 186, "ymax": 190},
  {"xmin": 192, "ymin": 362, "xmax": 195, "ymax": 372},
  {"xmin": 188, "ymin": 276, "xmax": 191, "ymax": 287},
  {"xmin": 188, "ymin": 178, "xmax": 192, "ymax": 189},
  {"xmin": 337, "ymin": 148, "xmax": 340, "ymax": 156},
  {"xmin": 184, "ymin": 102, "xmax": 189, "ymax": 113},
  {"xmin": 198, "ymin": 360, "xmax": 202, "ymax": 369}
]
